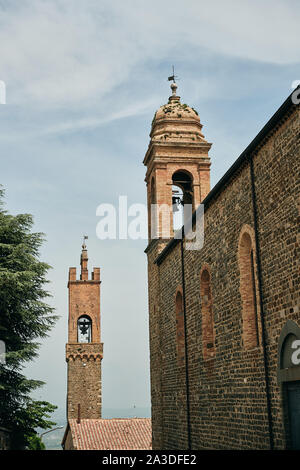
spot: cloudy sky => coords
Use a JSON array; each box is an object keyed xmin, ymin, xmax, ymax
[{"xmin": 1, "ymin": 0, "xmax": 299, "ymax": 422}]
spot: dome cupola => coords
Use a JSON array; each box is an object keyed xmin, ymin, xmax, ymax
[{"xmin": 150, "ymin": 81, "xmax": 207, "ymax": 144}]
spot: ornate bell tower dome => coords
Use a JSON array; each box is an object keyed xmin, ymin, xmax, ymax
[{"xmin": 143, "ymin": 78, "xmax": 212, "ymax": 242}]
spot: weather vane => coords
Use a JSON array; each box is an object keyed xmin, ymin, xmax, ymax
[
  {"xmin": 168, "ymin": 65, "xmax": 178, "ymax": 83},
  {"xmin": 82, "ymin": 235, "xmax": 88, "ymax": 248}
]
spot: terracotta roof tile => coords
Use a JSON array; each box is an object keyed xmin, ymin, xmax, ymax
[{"xmin": 68, "ymin": 418, "xmax": 152, "ymax": 450}]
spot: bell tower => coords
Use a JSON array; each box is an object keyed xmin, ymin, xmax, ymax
[
  {"xmin": 143, "ymin": 78, "xmax": 212, "ymax": 448},
  {"xmin": 143, "ymin": 79, "xmax": 212, "ymax": 242},
  {"xmin": 66, "ymin": 238, "xmax": 103, "ymax": 420}
]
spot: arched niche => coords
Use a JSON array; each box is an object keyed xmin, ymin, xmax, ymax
[
  {"xmin": 200, "ymin": 266, "xmax": 215, "ymax": 360},
  {"xmin": 277, "ymin": 320, "xmax": 300, "ymax": 384},
  {"xmin": 238, "ymin": 225, "xmax": 260, "ymax": 350}
]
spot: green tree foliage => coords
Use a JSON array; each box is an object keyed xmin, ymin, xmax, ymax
[
  {"xmin": 27, "ymin": 434, "xmax": 46, "ymax": 450},
  {"xmin": 0, "ymin": 187, "xmax": 58, "ymax": 449}
]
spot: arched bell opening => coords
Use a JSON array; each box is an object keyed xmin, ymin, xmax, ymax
[
  {"xmin": 172, "ymin": 170, "xmax": 194, "ymax": 231},
  {"xmin": 77, "ymin": 315, "xmax": 92, "ymax": 343}
]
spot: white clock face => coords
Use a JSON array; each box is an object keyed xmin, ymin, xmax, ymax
[{"xmin": 78, "ymin": 316, "xmax": 92, "ymax": 343}]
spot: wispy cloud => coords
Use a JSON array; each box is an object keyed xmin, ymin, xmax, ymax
[
  {"xmin": 0, "ymin": 0, "xmax": 299, "ymax": 109},
  {"xmin": 40, "ymin": 96, "xmax": 158, "ymax": 135}
]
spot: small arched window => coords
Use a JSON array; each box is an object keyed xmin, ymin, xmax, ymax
[
  {"xmin": 77, "ymin": 315, "xmax": 92, "ymax": 343},
  {"xmin": 200, "ymin": 267, "xmax": 215, "ymax": 360},
  {"xmin": 150, "ymin": 176, "xmax": 156, "ymax": 204},
  {"xmin": 150, "ymin": 176, "xmax": 157, "ymax": 239},
  {"xmin": 238, "ymin": 227, "xmax": 260, "ymax": 350},
  {"xmin": 175, "ymin": 290, "xmax": 185, "ymax": 366}
]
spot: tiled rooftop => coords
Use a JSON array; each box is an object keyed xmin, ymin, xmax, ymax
[{"xmin": 67, "ymin": 418, "xmax": 152, "ymax": 450}]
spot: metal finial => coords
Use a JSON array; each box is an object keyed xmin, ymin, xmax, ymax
[
  {"xmin": 167, "ymin": 65, "xmax": 178, "ymax": 83},
  {"xmin": 82, "ymin": 235, "xmax": 88, "ymax": 249},
  {"xmin": 168, "ymin": 66, "xmax": 179, "ymax": 96}
]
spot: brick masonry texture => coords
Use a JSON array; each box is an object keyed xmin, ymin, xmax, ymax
[
  {"xmin": 66, "ymin": 345, "xmax": 102, "ymax": 420},
  {"xmin": 66, "ymin": 248, "xmax": 103, "ymax": 420},
  {"xmin": 145, "ymin": 93, "xmax": 300, "ymax": 449}
]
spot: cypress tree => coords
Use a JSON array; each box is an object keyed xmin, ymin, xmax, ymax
[{"xmin": 0, "ymin": 187, "xmax": 58, "ymax": 449}]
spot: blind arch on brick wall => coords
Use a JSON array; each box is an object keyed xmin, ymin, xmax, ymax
[
  {"xmin": 175, "ymin": 288, "xmax": 185, "ymax": 366},
  {"xmin": 200, "ymin": 265, "xmax": 215, "ymax": 360},
  {"xmin": 238, "ymin": 225, "xmax": 260, "ymax": 350}
]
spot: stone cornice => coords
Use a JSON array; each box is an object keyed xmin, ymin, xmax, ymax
[
  {"xmin": 68, "ymin": 280, "xmax": 101, "ymax": 288},
  {"xmin": 143, "ymin": 140, "xmax": 212, "ymax": 166},
  {"xmin": 144, "ymin": 155, "xmax": 211, "ymax": 183}
]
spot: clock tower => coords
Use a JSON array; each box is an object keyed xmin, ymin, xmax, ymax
[{"xmin": 66, "ymin": 239, "xmax": 103, "ymax": 420}]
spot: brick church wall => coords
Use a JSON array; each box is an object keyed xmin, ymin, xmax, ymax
[
  {"xmin": 251, "ymin": 108, "xmax": 300, "ymax": 448},
  {"xmin": 148, "ymin": 105, "xmax": 299, "ymax": 449},
  {"xmin": 146, "ymin": 239, "xmax": 168, "ymax": 449}
]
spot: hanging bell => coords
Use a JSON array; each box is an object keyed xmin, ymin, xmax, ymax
[{"xmin": 172, "ymin": 196, "xmax": 180, "ymax": 212}]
